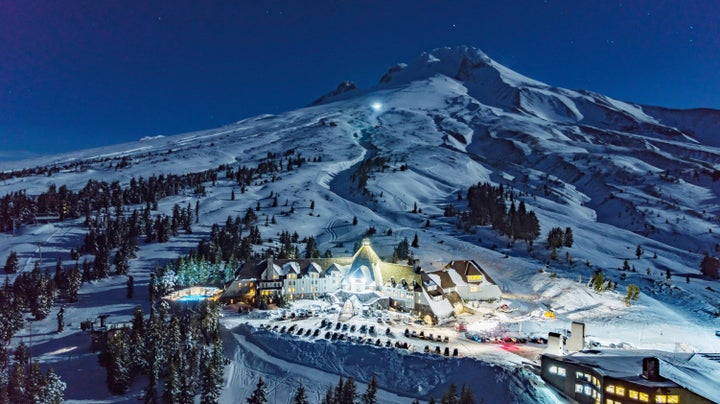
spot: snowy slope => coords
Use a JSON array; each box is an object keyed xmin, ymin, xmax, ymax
[{"xmin": 2, "ymin": 46, "xmax": 720, "ymax": 402}]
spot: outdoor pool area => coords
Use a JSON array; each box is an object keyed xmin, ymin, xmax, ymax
[{"xmin": 164, "ymin": 286, "xmax": 222, "ymax": 304}]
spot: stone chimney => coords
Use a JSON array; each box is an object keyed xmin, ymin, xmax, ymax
[
  {"xmin": 642, "ymin": 357, "xmax": 660, "ymax": 381},
  {"xmin": 545, "ymin": 332, "xmax": 565, "ymax": 356},
  {"xmin": 567, "ymin": 322, "xmax": 585, "ymax": 352}
]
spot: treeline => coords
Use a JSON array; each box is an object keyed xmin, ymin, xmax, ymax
[
  {"xmin": 99, "ymin": 303, "xmax": 224, "ymax": 402},
  {"xmin": 224, "ymin": 149, "xmax": 316, "ymax": 191},
  {"xmin": 351, "ymin": 156, "xmax": 389, "ymax": 190},
  {"xmin": 447, "ymin": 182, "xmax": 540, "ymax": 244},
  {"xmin": 247, "ymin": 374, "xmax": 478, "ymax": 404},
  {"xmin": 0, "ymin": 168, "xmax": 216, "ymax": 233},
  {"xmin": 0, "ymin": 343, "xmax": 66, "ymax": 403},
  {"xmin": 0, "ymin": 274, "xmax": 67, "ymax": 402}
]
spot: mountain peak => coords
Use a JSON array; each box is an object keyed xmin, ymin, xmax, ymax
[{"xmin": 377, "ymin": 45, "xmax": 541, "ymax": 89}]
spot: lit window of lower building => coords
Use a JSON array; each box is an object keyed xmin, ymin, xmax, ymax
[
  {"xmin": 606, "ymin": 385, "xmax": 615, "ymax": 394},
  {"xmin": 557, "ymin": 367, "xmax": 566, "ymax": 376},
  {"xmin": 575, "ymin": 384, "xmax": 584, "ymax": 393},
  {"xmin": 639, "ymin": 393, "xmax": 649, "ymax": 402},
  {"xmin": 629, "ymin": 390, "xmax": 639, "ymax": 399},
  {"xmin": 667, "ymin": 395, "xmax": 679, "ymax": 403},
  {"xmin": 615, "ymin": 387, "xmax": 625, "ymax": 396}
]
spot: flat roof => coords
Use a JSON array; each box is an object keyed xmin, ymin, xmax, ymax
[{"xmin": 543, "ymin": 350, "xmax": 720, "ymax": 402}]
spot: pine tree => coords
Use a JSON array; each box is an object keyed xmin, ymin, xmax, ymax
[
  {"xmin": 163, "ymin": 360, "xmax": 180, "ymax": 403},
  {"xmin": 26, "ymin": 361, "xmax": 45, "ymax": 403},
  {"xmin": 321, "ymin": 388, "xmax": 333, "ymax": 404},
  {"xmin": 66, "ymin": 264, "xmax": 82, "ymax": 302},
  {"xmin": 563, "ymin": 227, "xmax": 573, "ymax": 248},
  {"xmin": 4, "ymin": 251, "xmax": 19, "ymax": 274},
  {"xmin": 200, "ymin": 339, "xmax": 224, "ymax": 404},
  {"xmin": 341, "ymin": 377, "xmax": 357, "ymax": 404},
  {"xmin": 592, "ymin": 272, "xmax": 606, "ymax": 292},
  {"xmin": 293, "ymin": 384, "xmax": 310, "ymax": 404},
  {"xmin": 635, "ymin": 245, "xmax": 643, "ymax": 259},
  {"xmin": 247, "ymin": 376, "xmax": 267, "ymax": 404},
  {"xmin": 39, "ymin": 367, "xmax": 66, "ymax": 404},
  {"xmin": 441, "ymin": 383, "xmax": 459, "ymax": 404},
  {"xmin": 411, "ymin": 233, "xmax": 419, "ymax": 248},
  {"xmin": 459, "ymin": 384, "xmax": 475, "ymax": 404},
  {"xmin": 7, "ymin": 358, "xmax": 27, "ymax": 403},
  {"xmin": 333, "ymin": 376, "xmax": 344, "ymax": 403},
  {"xmin": 0, "ymin": 346, "xmax": 10, "ymax": 403},
  {"xmin": 361, "ymin": 374, "xmax": 377, "ymax": 404},
  {"xmin": 105, "ymin": 330, "xmax": 131, "ymax": 395},
  {"xmin": 0, "ymin": 279, "xmax": 24, "ymax": 344}
]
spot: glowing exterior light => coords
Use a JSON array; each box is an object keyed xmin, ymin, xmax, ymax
[{"xmin": 371, "ymin": 102, "xmax": 382, "ymax": 111}]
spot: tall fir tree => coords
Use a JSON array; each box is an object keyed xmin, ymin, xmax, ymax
[
  {"xmin": 293, "ymin": 384, "xmax": 310, "ymax": 404},
  {"xmin": 247, "ymin": 376, "xmax": 267, "ymax": 404},
  {"xmin": 459, "ymin": 384, "xmax": 475, "ymax": 404},
  {"xmin": 4, "ymin": 251, "xmax": 19, "ymax": 274},
  {"xmin": 361, "ymin": 374, "xmax": 378, "ymax": 404},
  {"xmin": 39, "ymin": 367, "xmax": 66, "ymax": 404},
  {"xmin": 341, "ymin": 377, "xmax": 357, "ymax": 404},
  {"xmin": 105, "ymin": 330, "xmax": 131, "ymax": 395}
]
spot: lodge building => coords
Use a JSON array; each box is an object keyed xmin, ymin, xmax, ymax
[
  {"xmin": 541, "ymin": 350, "xmax": 719, "ymax": 404},
  {"xmin": 223, "ymin": 239, "xmax": 502, "ymax": 322}
]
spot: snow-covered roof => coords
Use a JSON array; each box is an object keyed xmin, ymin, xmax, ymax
[
  {"xmin": 304, "ymin": 262, "xmax": 322, "ymax": 274},
  {"xmin": 420, "ymin": 288, "xmax": 454, "ymax": 319},
  {"xmin": 282, "ymin": 261, "xmax": 300, "ymax": 275}
]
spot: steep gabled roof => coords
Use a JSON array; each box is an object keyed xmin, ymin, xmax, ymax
[
  {"xmin": 304, "ymin": 262, "xmax": 322, "ymax": 275},
  {"xmin": 446, "ymin": 260, "xmax": 497, "ymax": 285},
  {"xmin": 236, "ymin": 260, "xmax": 265, "ymax": 280},
  {"xmin": 282, "ymin": 261, "xmax": 300, "ymax": 275}
]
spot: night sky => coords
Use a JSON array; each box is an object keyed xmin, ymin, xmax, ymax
[{"xmin": 1, "ymin": 1, "xmax": 718, "ymax": 160}]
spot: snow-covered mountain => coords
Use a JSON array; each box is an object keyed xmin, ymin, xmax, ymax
[{"xmin": 2, "ymin": 46, "xmax": 719, "ymax": 402}]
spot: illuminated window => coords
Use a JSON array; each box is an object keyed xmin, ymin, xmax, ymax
[
  {"xmin": 549, "ymin": 366, "xmax": 558, "ymax": 374},
  {"xmin": 584, "ymin": 386, "xmax": 592, "ymax": 396},
  {"xmin": 470, "ymin": 286, "xmax": 478, "ymax": 292},
  {"xmin": 273, "ymin": 275, "xmax": 278, "ymax": 279},
  {"xmin": 606, "ymin": 385, "xmax": 615, "ymax": 394},
  {"xmin": 576, "ymin": 372, "xmax": 584, "ymax": 380},
  {"xmin": 467, "ymin": 275, "xmax": 482, "ymax": 281},
  {"xmin": 639, "ymin": 393, "xmax": 649, "ymax": 402},
  {"xmin": 656, "ymin": 396, "xmax": 667, "ymax": 403},
  {"xmin": 629, "ymin": 390, "xmax": 639, "ymax": 399},
  {"xmin": 667, "ymin": 395, "xmax": 679, "ymax": 403},
  {"xmin": 575, "ymin": 384, "xmax": 584, "ymax": 393},
  {"xmin": 616, "ymin": 387, "xmax": 625, "ymax": 396},
  {"xmin": 288, "ymin": 273, "xmax": 297, "ymax": 279},
  {"xmin": 557, "ymin": 368, "xmax": 566, "ymax": 376}
]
